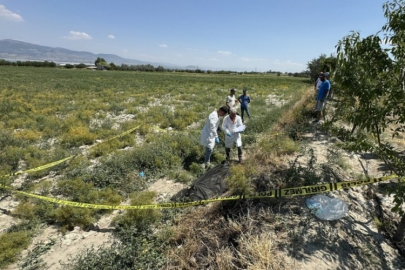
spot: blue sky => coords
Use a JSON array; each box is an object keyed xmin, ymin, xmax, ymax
[{"xmin": 0, "ymin": 0, "xmax": 388, "ymax": 72}]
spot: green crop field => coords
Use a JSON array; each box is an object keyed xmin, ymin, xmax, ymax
[
  {"xmin": 0, "ymin": 66, "xmax": 310, "ymax": 268},
  {"xmin": 0, "ymin": 66, "xmax": 308, "ymax": 177}
]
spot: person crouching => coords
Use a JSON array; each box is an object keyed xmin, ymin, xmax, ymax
[{"xmin": 222, "ymin": 108, "xmax": 244, "ymax": 163}]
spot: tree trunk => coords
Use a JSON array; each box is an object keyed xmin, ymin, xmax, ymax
[
  {"xmin": 393, "ymin": 213, "xmax": 405, "ymax": 242},
  {"xmin": 374, "ymin": 124, "xmax": 381, "ymax": 147}
]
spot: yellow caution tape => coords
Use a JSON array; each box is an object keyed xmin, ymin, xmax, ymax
[
  {"xmin": 152, "ymin": 126, "xmax": 199, "ymax": 134},
  {"xmin": 92, "ymin": 125, "xmax": 140, "ymax": 145},
  {"xmin": 0, "ymin": 175, "xmax": 397, "ymax": 210},
  {"xmin": 3, "ymin": 156, "xmax": 74, "ymax": 177},
  {"xmin": 3, "ymin": 125, "xmax": 140, "ymax": 178}
]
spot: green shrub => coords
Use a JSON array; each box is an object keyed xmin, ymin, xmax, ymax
[
  {"xmin": 57, "ymin": 178, "xmax": 122, "ymax": 205},
  {"xmin": 13, "ymin": 129, "xmax": 42, "ymax": 142},
  {"xmin": 257, "ymin": 135, "xmax": 299, "ymax": 162},
  {"xmin": 189, "ymin": 162, "xmax": 204, "ymax": 175},
  {"xmin": 212, "ymin": 151, "xmax": 226, "ymax": 163},
  {"xmin": 55, "ymin": 207, "xmax": 95, "ymax": 231},
  {"xmin": 169, "ymin": 170, "xmax": 194, "ymax": 184},
  {"xmin": 31, "ymin": 201, "xmax": 57, "ymax": 223},
  {"xmin": 0, "ymin": 231, "xmax": 31, "ymax": 268},
  {"xmin": 62, "ymin": 126, "xmax": 96, "ymax": 146},
  {"xmin": 13, "ymin": 201, "xmax": 57, "ymax": 224},
  {"xmin": 68, "ymin": 230, "xmax": 167, "ymax": 270},
  {"xmin": 226, "ymin": 164, "xmax": 257, "ymax": 195},
  {"xmin": 113, "ymin": 191, "xmax": 161, "ymax": 230},
  {"xmin": 75, "ymin": 109, "xmax": 95, "ymax": 124},
  {"xmin": 13, "ymin": 202, "xmax": 35, "ymax": 220},
  {"xmin": 57, "ymin": 178, "xmax": 96, "ymax": 202},
  {"xmin": 88, "ymin": 141, "xmax": 117, "ymax": 158},
  {"xmin": 1, "ymin": 146, "xmax": 24, "ymax": 170},
  {"xmin": 36, "ymin": 181, "xmax": 52, "ymax": 195},
  {"xmin": 64, "ymin": 155, "xmax": 92, "ymax": 179}
]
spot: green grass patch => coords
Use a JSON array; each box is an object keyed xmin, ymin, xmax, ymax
[{"xmin": 0, "ymin": 231, "xmax": 31, "ymax": 268}]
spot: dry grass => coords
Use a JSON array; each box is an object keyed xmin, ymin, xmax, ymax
[
  {"xmin": 275, "ymin": 89, "xmax": 314, "ymax": 132},
  {"xmin": 166, "ymin": 201, "xmax": 292, "ymax": 270},
  {"xmin": 164, "ymin": 88, "xmax": 315, "ymax": 269},
  {"xmin": 235, "ymin": 231, "xmax": 286, "ymax": 270},
  {"xmin": 166, "ymin": 203, "xmax": 235, "ymax": 269}
]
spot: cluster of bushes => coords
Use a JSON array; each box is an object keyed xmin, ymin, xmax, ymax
[
  {"xmin": 63, "ymin": 63, "xmax": 87, "ymax": 69},
  {"xmin": 12, "ymin": 178, "xmax": 122, "ymax": 231},
  {"xmin": 0, "ymin": 59, "xmax": 56, "ymax": 67},
  {"xmin": 0, "ymin": 231, "xmax": 32, "ymax": 268},
  {"xmin": 79, "ymin": 132, "xmax": 204, "ymax": 190}
]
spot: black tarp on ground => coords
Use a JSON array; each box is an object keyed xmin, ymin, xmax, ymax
[{"xmin": 172, "ymin": 162, "xmax": 231, "ymax": 201}]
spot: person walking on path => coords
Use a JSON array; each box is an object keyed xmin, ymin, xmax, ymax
[
  {"xmin": 226, "ymin": 88, "xmax": 238, "ymax": 113},
  {"xmin": 238, "ymin": 89, "xmax": 251, "ymax": 123},
  {"xmin": 314, "ymin": 72, "xmax": 331, "ymax": 123},
  {"xmin": 222, "ymin": 108, "xmax": 244, "ymax": 163},
  {"xmin": 200, "ymin": 106, "xmax": 228, "ymax": 168}
]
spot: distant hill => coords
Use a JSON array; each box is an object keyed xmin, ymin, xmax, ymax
[{"xmin": 0, "ymin": 39, "xmax": 181, "ymax": 68}]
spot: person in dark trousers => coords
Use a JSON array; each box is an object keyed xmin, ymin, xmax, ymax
[
  {"xmin": 238, "ymin": 89, "xmax": 251, "ymax": 123},
  {"xmin": 222, "ymin": 108, "xmax": 244, "ymax": 163}
]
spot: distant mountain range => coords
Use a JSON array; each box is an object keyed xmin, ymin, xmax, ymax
[{"xmin": 0, "ymin": 39, "xmax": 183, "ymax": 69}]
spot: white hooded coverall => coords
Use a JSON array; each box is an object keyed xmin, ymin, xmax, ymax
[{"xmin": 200, "ymin": 110, "xmax": 219, "ymax": 150}]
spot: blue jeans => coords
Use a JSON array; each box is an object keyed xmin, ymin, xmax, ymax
[
  {"xmin": 204, "ymin": 147, "xmax": 213, "ymax": 163},
  {"xmin": 241, "ymin": 107, "xmax": 251, "ymax": 122}
]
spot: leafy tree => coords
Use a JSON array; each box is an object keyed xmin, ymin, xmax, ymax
[
  {"xmin": 333, "ymin": 0, "xmax": 405, "ymax": 242},
  {"xmin": 155, "ymin": 65, "xmax": 165, "ymax": 72},
  {"xmin": 109, "ymin": 62, "xmax": 117, "ymax": 70},
  {"xmin": 121, "ymin": 64, "xmax": 129, "ymax": 70},
  {"xmin": 75, "ymin": 63, "xmax": 86, "ymax": 69},
  {"xmin": 307, "ymin": 54, "xmax": 337, "ymax": 81},
  {"xmin": 307, "ymin": 54, "xmax": 326, "ymax": 81},
  {"xmin": 94, "ymin": 57, "xmax": 108, "ymax": 66}
]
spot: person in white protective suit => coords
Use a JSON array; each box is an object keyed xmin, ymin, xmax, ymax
[
  {"xmin": 222, "ymin": 108, "xmax": 244, "ymax": 163},
  {"xmin": 200, "ymin": 106, "xmax": 228, "ymax": 168}
]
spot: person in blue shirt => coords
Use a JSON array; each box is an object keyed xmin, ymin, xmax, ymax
[
  {"xmin": 238, "ymin": 89, "xmax": 251, "ymax": 123},
  {"xmin": 314, "ymin": 72, "xmax": 331, "ymax": 123}
]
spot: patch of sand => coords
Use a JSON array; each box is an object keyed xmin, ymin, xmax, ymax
[
  {"xmin": 6, "ymin": 213, "xmax": 118, "ymax": 270},
  {"xmin": 147, "ymin": 178, "xmax": 186, "ymax": 202}
]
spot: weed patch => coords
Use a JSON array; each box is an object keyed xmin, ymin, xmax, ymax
[{"xmin": 0, "ymin": 231, "xmax": 31, "ymax": 268}]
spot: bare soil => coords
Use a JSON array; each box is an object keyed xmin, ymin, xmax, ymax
[{"xmin": 258, "ymin": 119, "xmax": 405, "ymax": 270}]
